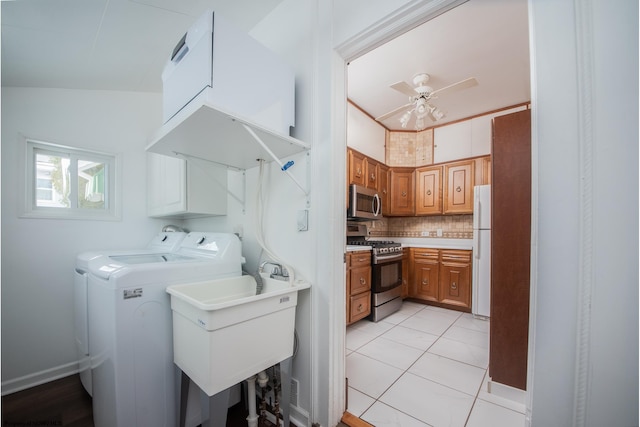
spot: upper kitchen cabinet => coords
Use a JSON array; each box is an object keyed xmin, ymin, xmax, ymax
[
  {"xmin": 378, "ymin": 164, "xmax": 390, "ymax": 216},
  {"xmin": 348, "ymin": 149, "xmax": 367, "ymax": 187},
  {"xmin": 443, "ymin": 160, "xmax": 475, "ymax": 214},
  {"xmin": 389, "ymin": 168, "xmax": 415, "ymax": 216},
  {"xmin": 147, "ymin": 152, "xmax": 227, "ymax": 218},
  {"xmin": 365, "ymin": 157, "xmax": 379, "ymax": 190},
  {"xmin": 415, "ymin": 165, "xmax": 443, "ymax": 215}
]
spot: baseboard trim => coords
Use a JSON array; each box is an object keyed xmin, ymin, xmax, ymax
[
  {"xmin": 1, "ymin": 361, "xmax": 79, "ymax": 396},
  {"xmin": 488, "ymin": 378, "xmax": 526, "ymax": 406}
]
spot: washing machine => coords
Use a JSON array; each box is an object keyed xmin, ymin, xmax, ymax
[
  {"xmin": 85, "ymin": 232, "xmax": 244, "ymax": 427},
  {"xmin": 74, "ymin": 231, "xmax": 187, "ymax": 395}
]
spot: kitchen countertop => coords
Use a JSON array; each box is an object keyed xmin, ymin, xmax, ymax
[
  {"xmin": 372, "ymin": 237, "xmax": 474, "ymax": 250},
  {"xmin": 346, "ymin": 245, "xmax": 372, "ymax": 252}
]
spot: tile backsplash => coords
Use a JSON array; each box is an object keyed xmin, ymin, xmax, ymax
[{"xmin": 367, "ymin": 215, "xmax": 474, "ymax": 239}]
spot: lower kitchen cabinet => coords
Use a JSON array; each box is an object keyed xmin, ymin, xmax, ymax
[
  {"xmin": 346, "ymin": 250, "xmax": 372, "ymax": 325},
  {"xmin": 401, "ymin": 248, "xmax": 410, "ymax": 298},
  {"xmin": 411, "ymin": 248, "xmax": 440, "ymax": 303},
  {"xmin": 439, "ymin": 250, "xmax": 472, "ymax": 309},
  {"xmin": 409, "ymin": 247, "xmax": 472, "ymax": 312}
]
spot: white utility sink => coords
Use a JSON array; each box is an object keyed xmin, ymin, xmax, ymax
[{"xmin": 166, "ymin": 274, "xmax": 310, "ymax": 397}]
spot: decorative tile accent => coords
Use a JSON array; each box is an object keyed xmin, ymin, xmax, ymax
[{"xmin": 386, "ymin": 129, "xmax": 434, "ymax": 167}]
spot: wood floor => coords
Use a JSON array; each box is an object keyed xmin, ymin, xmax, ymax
[{"xmin": 1, "ymin": 374, "xmax": 265, "ymax": 427}]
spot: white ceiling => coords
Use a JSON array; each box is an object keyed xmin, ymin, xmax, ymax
[
  {"xmin": 1, "ymin": 0, "xmax": 284, "ymax": 92},
  {"xmin": 2, "ymin": 0, "xmax": 530, "ymax": 130},
  {"xmin": 348, "ymin": 0, "xmax": 531, "ymax": 130}
]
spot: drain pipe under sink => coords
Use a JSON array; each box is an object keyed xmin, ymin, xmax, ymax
[{"xmin": 246, "ymin": 371, "xmax": 269, "ymax": 427}]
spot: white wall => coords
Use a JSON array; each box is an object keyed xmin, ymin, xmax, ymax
[
  {"xmin": 180, "ymin": 1, "xmax": 321, "ymax": 424},
  {"xmin": 1, "ymin": 88, "xmax": 169, "ymax": 391},
  {"xmin": 529, "ymin": 0, "xmax": 638, "ymax": 425}
]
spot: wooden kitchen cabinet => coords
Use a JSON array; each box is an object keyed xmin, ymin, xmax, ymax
[
  {"xmin": 348, "ymin": 149, "xmax": 367, "ymax": 187},
  {"xmin": 439, "ymin": 250, "xmax": 472, "ymax": 309},
  {"xmin": 415, "ymin": 165, "xmax": 443, "ymax": 215},
  {"xmin": 378, "ymin": 164, "xmax": 390, "ymax": 215},
  {"xmin": 444, "ymin": 160, "xmax": 475, "ymax": 214},
  {"xmin": 411, "ymin": 248, "xmax": 440, "ymax": 303},
  {"xmin": 365, "ymin": 157, "xmax": 379, "ymax": 190},
  {"xmin": 409, "ymin": 247, "xmax": 472, "ymax": 312},
  {"xmin": 346, "ymin": 250, "xmax": 372, "ymax": 325},
  {"xmin": 389, "ymin": 168, "xmax": 415, "ymax": 216},
  {"xmin": 401, "ymin": 248, "xmax": 410, "ymax": 298},
  {"xmin": 475, "ymin": 155, "xmax": 491, "ymax": 185}
]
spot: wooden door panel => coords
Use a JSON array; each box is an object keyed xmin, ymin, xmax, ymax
[{"xmin": 490, "ymin": 109, "xmax": 531, "ymax": 391}]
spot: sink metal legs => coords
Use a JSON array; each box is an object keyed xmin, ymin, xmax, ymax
[{"xmin": 176, "ymin": 357, "xmax": 293, "ymax": 427}]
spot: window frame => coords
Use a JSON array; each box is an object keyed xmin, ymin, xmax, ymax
[{"xmin": 20, "ymin": 136, "xmax": 121, "ymax": 221}]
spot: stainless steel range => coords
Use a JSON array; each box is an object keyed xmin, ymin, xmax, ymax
[{"xmin": 347, "ymin": 223, "xmax": 403, "ymax": 322}]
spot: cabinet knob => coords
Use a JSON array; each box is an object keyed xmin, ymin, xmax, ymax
[
  {"xmin": 360, "ymin": 277, "xmax": 366, "ymax": 285},
  {"xmin": 422, "ymin": 279, "xmax": 429, "ymax": 285},
  {"xmin": 426, "ymin": 189, "xmax": 432, "ymax": 196},
  {"xmin": 402, "ymin": 191, "xmax": 407, "ymax": 197},
  {"xmin": 356, "ymin": 167, "xmax": 362, "ymax": 177},
  {"xmin": 358, "ymin": 304, "xmax": 363, "ymax": 312},
  {"xmin": 370, "ymin": 173, "xmax": 376, "ymax": 181},
  {"xmin": 456, "ymin": 186, "xmax": 462, "ymax": 192},
  {"xmin": 451, "ymin": 282, "xmax": 457, "ymax": 290}
]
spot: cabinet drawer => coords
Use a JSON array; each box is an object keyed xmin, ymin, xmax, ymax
[
  {"xmin": 350, "ymin": 252, "xmax": 371, "ymax": 268},
  {"xmin": 349, "ymin": 291, "xmax": 371, "ymax": 322},
  {"xmin": 441, "ymin": 250, "xmax": 472, "ymax": 263},
  {"xmin": 350, "ymin": 266, "xmax": 371, "ymax": 295},
  {"xmin": 412, "ymin": 248, "xmax": 440, "ymax": 260}
]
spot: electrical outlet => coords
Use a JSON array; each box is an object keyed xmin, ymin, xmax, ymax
[
  {"xmin": 437, "ymin": 228, "xmax": 443, "ymax": 237},
  {"xmin": 421, "ymin": 231, "xmax": 429, "ymax": 236}
]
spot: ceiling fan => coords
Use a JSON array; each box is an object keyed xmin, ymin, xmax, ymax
[{"xmin": 375, "ymin": 73, "xmax": 478, "ymax": 130}]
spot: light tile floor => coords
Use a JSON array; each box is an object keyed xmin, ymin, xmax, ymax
[{"xmin": 346, "ymin": 302, "xmax": 526, "ymax": 427}]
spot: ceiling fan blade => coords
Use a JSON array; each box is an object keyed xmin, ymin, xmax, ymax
[
  {"xmin": 431, "ymin": 77, "xmax": 478, "ymax": 97},
  {"xmin": 390, "ymin": 81, "xmax": 417, "ymax": 97},
  {"xmin": 375, "ymin": 103, "xmax": 414, "ymax": 122}
]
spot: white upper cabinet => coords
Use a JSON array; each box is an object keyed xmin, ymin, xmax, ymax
[
  {"xmin": 347, "ymin": 102, "xmax": 386, "ymax": 163},
  {"xmin": 147, "ymin": 152, "xmax": 227, "ymax": 218},
  {"xmin": 434, "ymin": 105, "xmax": 528, "ymax": 163},
  {"xmin": 433, "ymin": 121, "xmax": 472, "ymax": 163}
]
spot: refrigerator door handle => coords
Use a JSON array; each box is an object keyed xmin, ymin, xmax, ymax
[
  {"xmin": 473, "ymin": 231, "xmax": 480, "ymax": 259},
  {"xmin": 473, "ymin": 188, "xmax": 480, "ymax": 230}
]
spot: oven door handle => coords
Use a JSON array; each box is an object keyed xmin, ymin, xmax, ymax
[{"xmin": 374, "ymin": 252, "xmax": 403, "ymax": 263}]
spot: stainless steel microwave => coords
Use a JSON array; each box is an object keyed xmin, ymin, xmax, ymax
[{"xmin": 347, "ymin": 184, "xmax": 381, "ymax": 220}]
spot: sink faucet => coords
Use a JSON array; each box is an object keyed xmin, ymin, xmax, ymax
[{"xmin": 259, "ymin": 261, "xmax": 289, "ymax": 281}]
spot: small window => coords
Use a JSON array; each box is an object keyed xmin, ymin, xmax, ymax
[{"xmin": 21, "ymin": 138, "xmax": 120, "ymax": 220}]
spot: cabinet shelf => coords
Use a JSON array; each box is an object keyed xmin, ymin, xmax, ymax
[{"xmin": 146, "ymin": 90, "xmax": 310, "ymax": 172}]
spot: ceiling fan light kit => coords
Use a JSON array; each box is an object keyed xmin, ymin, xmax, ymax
[{"xmin": 377, "ymin": 72, "xmax": 478, "ymax": 131}]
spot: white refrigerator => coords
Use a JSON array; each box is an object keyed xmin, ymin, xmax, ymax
[{"xmin": 472, "ymin": 185, "xmax": 491, "ymax": 318}]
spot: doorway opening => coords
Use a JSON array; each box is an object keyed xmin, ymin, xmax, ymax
[{"xmin": 340, "ymin": 0, "xmax": 532, "ymax": 424}]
